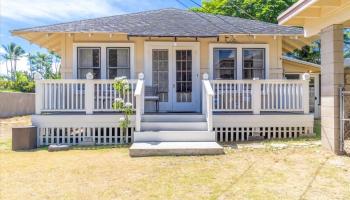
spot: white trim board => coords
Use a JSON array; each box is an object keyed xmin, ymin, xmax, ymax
[
  {"xmin": 72, "ymin": 43, "xmax": 135, "ymax": 79},
  {"xmin": 208, "ymin": 43, "xmax": 269, "ymax": 80}
]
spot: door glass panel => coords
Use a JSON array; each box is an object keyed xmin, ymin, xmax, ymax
[
  {"xmin": 152, "ymin": 49, "xmax": 168, "ymax": 102},
  {"xmin": 309, "ymin": 77, "xmax": 315, "ymax": 113},
  {"xmin": 176, "ymin": 50, "xmax": 192, "ymax": 102}
]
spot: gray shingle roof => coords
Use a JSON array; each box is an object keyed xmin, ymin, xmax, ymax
[{"xmin": 12, "ymin": 8, "xmax": 303, "ymax": 36}]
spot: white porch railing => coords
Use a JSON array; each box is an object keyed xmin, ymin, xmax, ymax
[
  {"xmin": 35, "ymin": 79, "xmax": 137, "ymax": 114},
  {"xmin": 202, "ymin": 74, "xmax": 214, "ymax": 131},
  {"xmin": 210, "ymin": 79, "xmax": 309, "ymax": 114},
  {"xmin": 134, "ymin": 73, "xmax": 145, "ymax": 132}
]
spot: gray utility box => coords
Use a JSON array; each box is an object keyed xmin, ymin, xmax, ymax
[{"xmin": 12, "ymin": 126, "xmax": 37, "ymax": 150}]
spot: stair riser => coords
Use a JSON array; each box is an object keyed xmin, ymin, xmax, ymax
[
  {"xmin": 142, "ymin": 115, "xmax": 205, "ymax": 122},
  {"xmin": 134, "ymin": 131, "xmax": 216, "ymax": 142},
  {"xmin": 141, "ymin": 122, "xmax": 207, "ymax": 131},
  {"xmin": 130, "ymin": 148, "xmax": 224, "ymax": 157}
]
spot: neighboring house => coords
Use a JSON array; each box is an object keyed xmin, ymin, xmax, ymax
[
  {"xmin": 282, "ymin": 56, "xmax": 321, "ymax": 119},
  {"xmin": 12, "ymin": 9, "xmax": 315, "ymax": 154}
]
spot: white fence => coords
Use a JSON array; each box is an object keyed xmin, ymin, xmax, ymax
[
  {"xmin": 35, "ymin": 79, "xmax": 137, "ymax": 114},
  {"xmin": 210, "ymin": 79, "xmax": 309, "ymax": 114}
]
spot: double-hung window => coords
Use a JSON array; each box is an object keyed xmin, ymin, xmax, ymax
[
  {"xmin": 77, "ymin": 47, "xmax": 101, "ymax": 79},
  {"xmin": 242, "ymin": 48, "xmax": 265, "ymax": 79},
  {"xmin": 107, "ymin": 48, "xmax": 130, "ymax": 79},
  {"xmin": 213, "ymin": 48, "xmax": 237, "ymax": 79}
]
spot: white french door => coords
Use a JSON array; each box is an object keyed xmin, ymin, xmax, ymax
[{"xmin": 145, "ymin": 42, "xmax": 200, "ymax": 112}]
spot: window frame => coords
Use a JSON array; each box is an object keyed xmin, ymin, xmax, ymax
[
  {"xmin": 73, "ymin": 43, "xmax": 135, "ymax": 79},
  {"xmin": 77, "ymin": 47, "xmax": 101, "ymax": 79},
  {"xmin": 213, "ymin": 48, "xmax": 237, "ymax": 80},
  {"xmin": 209, "ymin": 43, "xmax": 269, "ymax": 80},
  {"xmin": 106, "ymin": 47, "xmax": 131, "ymax": 79},
  {"xmin": 242, "ymin": 48, "xmax": 266, "ymax": 80}
]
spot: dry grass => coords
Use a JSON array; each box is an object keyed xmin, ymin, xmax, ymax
[{"xmin": 0, "ymin": 116, "xmax": 350, "ymax": 200}]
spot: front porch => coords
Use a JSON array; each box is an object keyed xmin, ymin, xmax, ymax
[{"xmin": 32, "ymin": 74, "xmax": 314, "ymax": 147}]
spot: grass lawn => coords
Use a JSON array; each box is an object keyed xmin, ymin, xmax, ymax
[{"xmin": 0, "ymin": 117, "xmax": 349, "ymax": 200}]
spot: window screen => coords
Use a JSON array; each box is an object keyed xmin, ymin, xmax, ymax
[
  {"xmin": 107, "ymin": 48, "xmax": 130, "ymax": 79},
  {"xmin": 77, "ymin": 48, "xmax": 101, "ymax": 79},
  {"xmin": 243, "ymin": 48, "xmax": 265, "ymax": 79},
  {"xmin": 213, "ymin": 48, "xmax": 237, "ymax": 79}
]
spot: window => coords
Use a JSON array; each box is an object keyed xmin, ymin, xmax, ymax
[
  {"xmin": 285, "ymin": 74, "xmax": 300, "ymax": 80},
  {"xmin": 107, "ymin": 48, "xmax": 130, "ymax": 79},
  {"xmin": 243, "ymin": 48, "xmax": 265, "ymax": 79},
  {"xmin": 77, "ymin": 48, "xmax": 101, "ymax": 79},
  {"xmin": 213, "ymin": 48, "xmax": 237, "ymax": 79}
]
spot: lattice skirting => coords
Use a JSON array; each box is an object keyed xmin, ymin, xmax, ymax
[
  {"xmin": 37, "ymin": 126, "xmax": 134, "ymax": 146},
  {"xmin": 214, "ymin": 126, "xmax": 313, "ymax": 142}
]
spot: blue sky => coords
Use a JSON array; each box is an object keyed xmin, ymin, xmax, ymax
[{"xmin": 0, "ymin": 0, "xmax": 201, "ymax": 74}]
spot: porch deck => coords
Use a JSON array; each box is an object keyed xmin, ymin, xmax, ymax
[{"xmin": 32, "ymin": 76, "xmax": 314, "ymax": 147}]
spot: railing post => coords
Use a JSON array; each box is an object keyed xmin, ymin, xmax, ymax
[
  {"xmin": 302, "ymin": 74, "xmax": 310, "ymax": 114},
  {"xmin": 135, "ymin": 73, "xmax": 144, "ymax": 132},
  {"xmin": 252, "ymin": 79, "xmax": 261, "ymax": 114},
  {"xmin": 34, "ymin": 73, "xmax": 43, "ymax": 114},
  {"xmin": 202, "ymin": 73, "xmax": 214, "ymax": 131},
  {"xmin": 85, "ymin": 72, "xmax": 94, "ymax": 114}
]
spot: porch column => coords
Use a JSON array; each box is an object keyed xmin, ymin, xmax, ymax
[{"xmin": 320, "ymin": 24, "xmax": 344, "ymax": 155}]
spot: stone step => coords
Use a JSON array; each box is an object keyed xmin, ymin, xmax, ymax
[
  {"xmin": 142, "ymin": 114, "xmax": 205, "ymax": 122},
  {"xmin": 141, "ymin": 122, "xmax": 207, "ymax": 131},
  {"xmin": 129, "ymin": 142, "xmax": 224, "ymax": 157},
  {"xmin": 134, "ymin": 131, "xmax": 215, "ymax": 142}
]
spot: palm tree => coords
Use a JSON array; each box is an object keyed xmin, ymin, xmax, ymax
[
  {"xmin": 1, "ymin": 53, "xmax": 11, "ymax": 78},
  {"xmin": 49, "ymin": 51, "xmax": 61, "ymax": 75},
  {"xmin": 1, "ymin": 43, "xmax": 25, "ymax": 80}
]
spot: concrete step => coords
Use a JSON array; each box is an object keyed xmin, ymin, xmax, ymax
[
  {"xmin": 141, "ymin": 122, "xmax": 207, "ymax": 131},
  {"xmin": 142, "ymin": 114, "xmax": 205, "ymax": 122},
  {"xmin": 129, "ymin": 142, "xmax": 224, "ymax": 157},
  {"xmin": 134, "ymin": 131, "xmax": 215, "ymax": 142}
]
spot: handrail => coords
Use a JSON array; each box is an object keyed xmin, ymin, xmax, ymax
[
  {"xmin": 35, "ymin": 78, "xmax": 138, "ymax": 114},
  {"xmin": 202, "ymin": 73, "xmax": 214, "ymax": 131},
  {"xmin": 134, "ymin": 73, "xmax": 144, "ymax": 132},
  {"xmin": 210, "ymin": 79, "xmax": 309, "ymax": 113}
]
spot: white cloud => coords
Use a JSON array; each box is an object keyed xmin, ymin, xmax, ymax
[
  {"xmin": 0, "ymin": 56, "xmax": 30, "ymax": 76},
  {"xmin": 1, "ymin": 0, "xmax": 125, "ymax": 22},
  {"xmin": 0, "ymin": 47, "xmax": 5, "ymax": 55}
]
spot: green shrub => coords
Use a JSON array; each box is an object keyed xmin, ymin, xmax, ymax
[
  {"xmin": 12, "ymin": 72, "xmax": 35, "ymax": 93},
  {"xmin": 0, "ymin": 72, "xmax": 35, "ymax": 93}
]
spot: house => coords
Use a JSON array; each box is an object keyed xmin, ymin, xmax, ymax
[
  {"xmin": 282, "ymin": 56, "xmax": 321, "ymax": 119},
  {"xmin": 12, "ymin": 8, "xmax": 315, "ymax": 155},
  {"xmin": 278, "ymin": 0, "xmax": 350, "ymax": 155}
]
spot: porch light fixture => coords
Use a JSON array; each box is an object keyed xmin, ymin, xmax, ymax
[
  {"xmin": 273, "ymin": 35, "xmax": 277, "ymax": 40},
  {"xmin": 88, "ymin": 33, "xmax": 92, "ymax": 38},
  {"xmin": 109, "ymin": 33, "xmax": 113, "ymax": 38}
]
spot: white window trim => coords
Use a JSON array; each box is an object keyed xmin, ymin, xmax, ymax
[
  {"xmin": 73, "ymin": 43, "xmax": 135, "ymax": 79},
  {"xmin": 209, "ymin": 43, "xmax": 269, "ymax": 80}
]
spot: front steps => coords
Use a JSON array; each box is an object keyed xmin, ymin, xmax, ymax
[
  {"xmin": 130, "ymin": 142, "xmax": 224, "ymax": 157},
  {"xmin": 130, "ymin": 114, "xmax": 224, "ymax": 157},
  {"xmin": 134, "ymin": 131, "xmax": 215, "ymax": 142}
]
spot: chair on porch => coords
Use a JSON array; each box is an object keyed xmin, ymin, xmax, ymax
[{"xmin": 145, "ymin": 86, "xmax": 160, "ymax": 112}]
